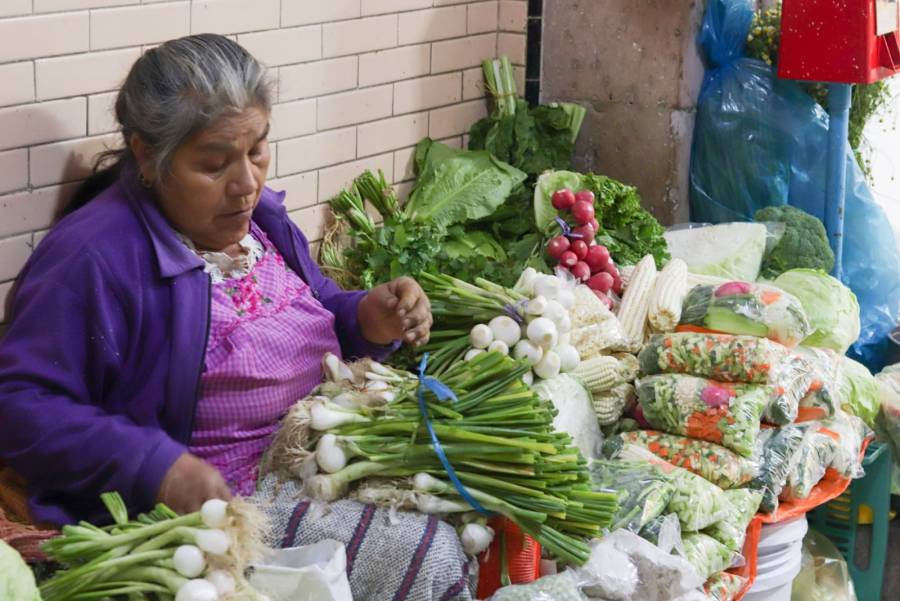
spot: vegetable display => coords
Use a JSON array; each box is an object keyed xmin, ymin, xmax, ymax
[
  {"xmin": 590, "ymin": 460, "xmax": 675, "ymax": 533},
  {"xmin": 663, "ymin": 223, "xmax": 768, "ymax": 282},
  {"xmin": 754, "ymin": 205, "xmax": 835, "ymax": 278},
  {"xmin": 267, "ymin": 352, "xmax": 617, "ymax": 566},
  {"xmin": 680, "ymin": 282, "xmax": 812, "ymax": 348},
  {"xmin": 704, "ymin": 488, "xmax": 763, "ymax": 552},
  {"xmin": 772, "ymin": 269, "xmax": 860, "ymax": 353},
  {"xmin": 605, "ymin": 430, "xmax": 759, "ymax": 489},
  {"xmin": 534, "ymin": 171, "xmax": 670, "ymax": 268},
  {"xmin": 635, "ymin": 374, "xmax": 768, "ymax": 457},
  {"xmin": 39, "ymin": 493, "xmax": 265, "ymax": 601},
  {"xmin": 680, "ymin": 533, "xmax": 735, "ymax": 580}
]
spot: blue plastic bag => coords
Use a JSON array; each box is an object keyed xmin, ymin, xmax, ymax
[{"xmin": 689, "ymin": 0, "xmax": 900, "ymax": 371}]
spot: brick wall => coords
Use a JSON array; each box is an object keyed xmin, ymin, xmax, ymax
[{"xmin": 0, "ymin": 0, "xmax": 528, "ymax": 324}]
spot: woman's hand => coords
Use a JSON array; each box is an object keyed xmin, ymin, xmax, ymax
[
  {"xmin": 358, "ymin": 277, "xmax": 432, "ymax": 346},
  {"xmin": 157, "ymin": 452, "xmax": 232, "ymax": 515}
]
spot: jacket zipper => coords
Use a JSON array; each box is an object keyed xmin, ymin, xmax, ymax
[{"xmin": 184, "ymin": 275, "xmax": 212, "ymax": 443}]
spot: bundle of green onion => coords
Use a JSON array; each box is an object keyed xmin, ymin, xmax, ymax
[
  {"xmin": 40, "ymin": 493, "xmax": 267, "ymax": 601},
  {"xmin": 267, "ymin": 351, "xmax": 618, "ymax": 565}
]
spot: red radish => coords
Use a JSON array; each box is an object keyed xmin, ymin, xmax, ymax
[
  {"xmin": 572, "ymin": 224, "xmax": 595, "ymax": 243},
  {"xmin": 590, "ymin": 218, "xmax": 601, "ymax": 235},
  {"xmin": 612, "ymin": 275, "xmax": 623, "ymax": 295},
  {"xmin": 588, "ymin": 272, "xmax": 614, "ymax": 294},
  {"xmin": 571, "ymin": 200, "xmax": 595, "ymax": 225},
  {"xmin": 592, "ymin": 290, "xmax": 614, "ymax": 310},
  {"xmin": 585, "ymin": 245, "xmax": 610, "ymax": 272},
  {"xmin": 574, "ymin": 190, "xmax": 595, "ymax": 204},
  {"xmin": 602, "ymin": 262, "xmax": 620, "ymax": 278},
  {"xmin": 546, "ymin": 236, "xmax": 571, "ymax": 260},
  {"xmin": 571, "ymin": 261, "xmax": 591, "ymax": 282},
  {"xmin": 570, "ymin": 239, "xmax": 589, "ymax": 260},
  {"xmin": 551, "ymin": 188, "xmax": 576, "ymax": 210},
  {"xmin": 715, "ymin": 281, "xmax": 752, "ymax": 297},
  {"xmin": 559, "ymin": 251, "xmax": 578, "ymax": 268}
]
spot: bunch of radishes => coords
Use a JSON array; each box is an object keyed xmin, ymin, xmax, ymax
[{"xmin": 545, "ymin": 188, "xmax": 623, "ymax": 309}]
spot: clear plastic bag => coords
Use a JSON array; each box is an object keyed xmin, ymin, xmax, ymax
[
  {"xmin": 818, "ymin": 411, "xmax": 870, "ymax": 479},
  {"xmin": 751, "ymin": 425, "xmax": 811, "ymax": 514},
  {"xmin": 791, "ymin": 529, "xmax": 858, "ymax": 601},
  {"xmin": 680, "ymin": 282, "xmax": 812, "ymax": 348},
  {"xmin": 780, "ymin": 429, "xmax": 837, "ymax": 501},
  {"xmin": 704, "ymin": 488, "xmax": 763, "ymax": 552},
  {"xmin": 796, "ymin": 347, "xmax": 842, "ymax": 421},
  {"xmin": 689, "ymin": 0, "xmax": 900, "ymax": 371},
  {"xmin": 488, "ymin": 571, "xmax": 587, "ymax": 601},
  {"xmin": 680, "ymin": 533, "xmax": 739, "ymax": 580},
  {"xmin": 703, "ymin": 572, "xmax": 747, "ymax": 601},
  {"xmin": 638, "ymin": 513, "xmax": 683, "ymax": 555},
  {"xmin": 875, "ymin": 363, "xmax": 900, "ymax": 467},
  {"xmin": 570, "ymin": 285, "xmax": 633, "ymax": 357},
  {"xmin": 635, "ymin": 374, "xmax": 768, "ymax": 457},
  {"xmin": 590, "ymin": 460, "xmax": 675, "ymax": 533},
  {"xmin": 605, "ymin": 429, "xmax": 759, "ymax": 489}
]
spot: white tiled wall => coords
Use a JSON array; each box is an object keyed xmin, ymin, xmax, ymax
[{"xmin": 0, "ymin": 0, "xmax": 527, "ymax": 323}]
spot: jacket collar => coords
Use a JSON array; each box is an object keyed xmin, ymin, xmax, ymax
[{"xmin": 120, "ymin": 164, "xmax": 288, "ymax": 279}]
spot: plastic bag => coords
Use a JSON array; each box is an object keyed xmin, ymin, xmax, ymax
[
  {"xmin": 703, "ymin": 572, "xmax": 747, "ymax": 601},
  {"xmin": 570, "ymin": 284, "xmax": 633, "ymax": 357},
  {"xmin": 590, "ymin": 460, "xmax": 675, "ymax": 533},
  {"xmin": 663, "ymin": 222, "xmax": 769, "ymax": 282},
  {"xmin": 819, "ymin": 411, "xmax": 870, "ymax": 479},
  {"xmin": 664, "ymin": 461, "xmax": 734, "ymax": 532},
  {"xmin": 636, "ymin": 374, "xmax": 768, "ymax": 457},
  {"xmin": 796, "ymin": 347, "xmax": 842, "ymax": 421},
  {"xmin": 680, "ymin": 282, "xmax": 812, "ymax": 348},
  {"xmin": 640, "ymin": 332, "xmax": 801, "ymax": 384},
  {"xmin": 704, "ymin": 488, "xmax": 763, "ymax": 553},
  {"xmin": 581, "ymin": 529, "xmax": 705, "ymax": 601},
  {"xmin": 249, "ymin": 540, "xmax": 353, "ymax": 601},
  {"xmin": 535, "ymin": 375, "xmax": 604, "ymax": 460},
  {"xmin": 680, "ymin": 533, "xmax": 738, "ymax": 580},
  {"xmin": 638, "ymin": 513, "xmax": 684, "ymax": 555},
  {"xmin": 751, "ymin": 425, "xmax": 810, "ymax": 514},
  {"xmin": 689, "ymin": 0, "xmax": 900, "ymax": 371},
  {"xmin": 488, "ymin": 571, "xmax": 587, "ymax": 601},
  {"xmin": 875, "ymin": 363, "xmax": 900, "ymax": 467},
  {"xmin": 605, "ymin": 429, "xmax": 758, "ymax": 489},
  {"xmin": 791, "ymin": 529, "xmax": 858, "ymax": 601}
]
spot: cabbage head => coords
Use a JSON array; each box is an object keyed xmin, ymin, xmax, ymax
[
  {"xmin": 773, "ymin": 269, "xmax": 860, "ymax": 353},
  {"xmin": 0, "ymin": 540, "xmax": 41, "ymax": 601}
]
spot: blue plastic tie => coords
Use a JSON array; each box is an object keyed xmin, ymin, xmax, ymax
[
  {"xmin": 417, "ymin": 353, "xmax": 492, "ymax": 515},
  {"xmin": 555, "ymin": 216, "xmax": 582, "ymax": 239}
]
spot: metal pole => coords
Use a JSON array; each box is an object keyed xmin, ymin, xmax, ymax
[{"xmin": 825, "ymin": 82, "xmax": 852, "ymax": 282}]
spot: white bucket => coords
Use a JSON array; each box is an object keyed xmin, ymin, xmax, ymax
[
  {"xmin": 745, "ymin": 550, "xmax": 803, "ymax": 601},
  {"xmin": 758, "ymin": 516, "xmax": 808, "ymax": 556}
]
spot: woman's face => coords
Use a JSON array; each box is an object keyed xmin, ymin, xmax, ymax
[{"xmin": 147, "ymin": 106, "xmax": 271, "ymax": 252}]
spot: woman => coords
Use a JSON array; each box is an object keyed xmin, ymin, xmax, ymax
[{"xmin": 0, "ymin": 34, "xmax": 472, "ymax": 599}]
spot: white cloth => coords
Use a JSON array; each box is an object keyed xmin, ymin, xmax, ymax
[{"xmin": 178, "ymin": 230, "xmax": 265, "ymax": 284}]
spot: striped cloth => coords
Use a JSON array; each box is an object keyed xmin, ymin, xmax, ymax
[
  {"xmin": 256, "ymin": 475, "xmax": 475, "ymax": 601},
  {"xmin": 189, "ymin": 222, "xmax": 343, "ymax": 496}
]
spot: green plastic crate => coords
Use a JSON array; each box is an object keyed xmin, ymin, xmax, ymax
[{"xmin": 807, "ymin": 442, "xmax": 891, "ymax": 601}]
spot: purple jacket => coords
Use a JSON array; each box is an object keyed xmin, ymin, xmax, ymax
[{"xmin": 0, "ymin": 167, "xmax": 386, "ymax": 526}]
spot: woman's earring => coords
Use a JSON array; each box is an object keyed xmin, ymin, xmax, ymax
[{"xmin": 139, "ymin": 172, "xmax": 152, "ymax": 188}]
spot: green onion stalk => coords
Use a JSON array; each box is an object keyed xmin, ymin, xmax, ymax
[
  {"xmin": 269, "ymin": 351, "xmax": 618, "ymax": 565},
  {"xmin": 354, "ymin": 169, "xmax": 399, "ymax": 219},
  {"xmin": 328, "ymin": 185, "xmax": 376, "ymax": 237}
]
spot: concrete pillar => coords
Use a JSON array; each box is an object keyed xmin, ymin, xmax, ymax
[{"xmin": 540, "ymin": 0, "xmax": 705, "ymax": 224}]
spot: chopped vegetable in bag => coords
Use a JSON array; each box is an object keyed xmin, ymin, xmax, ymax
[
  {"xmin": 606, "ymin": 430, "xmax": 758, "ymax": 489},
  {"xmin": 703, "ymin": 572, "xmax": 748, "ymax": 601},
  {"xmin": 780, "ymin": 428, "xmax": 836, "ymax": 501},
  {"xmin": 796, "ymin": 347, "xmax": 842, "ymax": 420},
  {"xmin": 489, "ymin": 571, "xmax": 587, "ymax": 601},
  {"xmin": 680, "ymin": 533, "xmax": 736, "ymax": 580},
  {"xmin": 876, "ymin": 363, "xmax": 900, "ymax": 468},
  {"xmin": 640, "ymin": 332, "xmax": 799, "ymax": 384},
  {"xmin": 590, "ymin": 460, "xmax": 676, "ymax": 533},
  {"xmin": 664, "ymin": 462, "xmax": 734, "ymax": 532},
  {"xmin": 704, "ymin": 489, "xmax": 763, "ymax": 552},
  {"xmin": 638, "ymin": 513, "xmax": 683, "ymax": 555},
  {"xmin": 680, "ymin": 282, "xmax": 812, "ymax": 347},
  {"xmin": 819, "ymin": 411, "xmax": 869, "ymax": 478},
  {"xmin": 751, "ymin": 425, "xmax": 809, "ymax": 513},
  {"xmin": 636, "ymin": 374, "xmax": 768, "ymax": 457}
]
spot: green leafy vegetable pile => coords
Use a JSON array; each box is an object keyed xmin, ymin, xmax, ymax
[{"xmin": 754, "ymin": 205, "xmax": 834, "ymax": 278}]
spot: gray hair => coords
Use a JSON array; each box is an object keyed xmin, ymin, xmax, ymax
[{"xmin": 111, "ymin": 34, "xmax": 273, "ymax": 180}]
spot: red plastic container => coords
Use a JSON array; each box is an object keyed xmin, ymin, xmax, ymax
[{"xmin": 476, "ymin": 518, "xmax": 541, "ymax": 599}]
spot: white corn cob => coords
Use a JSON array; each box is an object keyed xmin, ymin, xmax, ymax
[
  {"xmin": 648, "ymin": 258, "xmax": 688, "ymax": 332},
  {"xmin": 619, "ymin": 264, "xmax": 636, "ymax": 291},
  {"xmin": 572, "ymin": 355, "xmax": 624, "ymax": 393},
  {"xmin": 611, "ymin": 352, "xmax": 640, "ymax": 382},
  {"xmin": 592, "ymin": 384, "xmax": 636, "ymax": 426},
  {"xmin": 616, "ymin": 255, "xmax": 658, "ymax": 345}
]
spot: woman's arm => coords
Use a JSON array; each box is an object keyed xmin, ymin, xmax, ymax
[{"xmin": 0, "ymin": 255, "xmax": 185, "ymax": 525}]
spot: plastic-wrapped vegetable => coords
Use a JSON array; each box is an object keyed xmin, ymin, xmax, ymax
[
  {"xmin": 489, "ymin": 571, "xmax": 587, "ymax": 601},
  {"xmin": 703, "ymin": 572, "xmax": 747, "ymax": 601},
  {"xmin": 639, "ymin": 332, "xmax": 810, "ymax": 388},
  {"xmin": 605, "ymin": 430, "xmax": 758, "ymax": 489},
  {"xmin": 680, "ymin": 533, "xmax": 736, "ymax": 580},
  {"xmin": 679, "ymin": 282, "xmax": 812, "ymax": 347},
  {"xmin": 704, "ymin": 489, "xmax": 762, "ymax": 552},
  {"xmin": 819, "ymin": 411, "xmax": 869, "ymax": 479},
  {"xmin": 570, "ymin": 285, "xmax": 633, "ymax": 357},
  {"xmin": 636, "ymin": 374, "xmax": 768, "ymax": 457},
  {"xmin": 796, "ymin": 347, "xmax": 842, "ymax": 420},
  {"xmin": 876, "ymin": 363, "xmax": 900, "ymax": 469},
  {"xmin": 664, "ymin": 461, "xmax": 734, "ymax": 532},
  {"xmin": 638, "ymin": 513, "xmax": 683, "ymax": 555},
  {"xmin": 590, "ymin": 460, "xmax": 675, "ymax": 533},
  {"xmin": 751, "ymin": 425, "xmax": 809, "ymax": 514},
  {"xmin": 780, "ymin": 428, "xmax": 836, "ymax": 501}
]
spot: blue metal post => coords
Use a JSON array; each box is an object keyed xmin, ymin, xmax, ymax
[{"xmin": 825, "ymin": 83, "xmax": 852, "ymax": 282}]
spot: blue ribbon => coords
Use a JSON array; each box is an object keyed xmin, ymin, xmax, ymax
[
  {"xmin": 416, "ymin": 354, "xmax": 492, "ymax": 515},
  {"xmin": 555, "ymin": 216, "xmax": 583, "ymax": 239}
]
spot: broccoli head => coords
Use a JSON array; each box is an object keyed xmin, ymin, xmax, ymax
[{"xmin": 754, "ymin": 205, "xmax": 835, "ymax": 278}]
